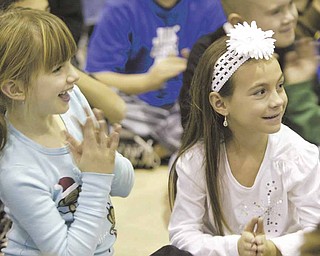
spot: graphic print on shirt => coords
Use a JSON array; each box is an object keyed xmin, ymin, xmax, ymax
[
  {"xmin": 57, "ymin": 177, "xmax": 81, "ymax": 215},
  {"xmin": 55, "ymin": 176, "xmax": 117, "ymax": 238},
  {"xmin": 150, "ymin": 25, "xmax": 180, "ymax": 99},
  {"xmin": 150, "ymin": 25, "xmax": 180, "ymax": 60},
  {"xmin": 107, "ymin": 202, "xmax": 117, "ymax": 236},
  {"xmin": 235, "ymin": 180, "xmax": 284, "ymax": 235}
]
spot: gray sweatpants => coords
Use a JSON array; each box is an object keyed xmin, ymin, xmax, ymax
[{"xmin": 120, "ymin": 94, "xmax": 182, "ymax": 153}]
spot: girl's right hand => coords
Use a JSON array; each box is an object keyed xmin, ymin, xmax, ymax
[
  {"xmin": 238, "ymin": 217, "xmax": 258, "ymax": 256},
  {"xmin": 66, "ymin": 108, "xmax": 120, "ymax": 174},
  {"xmin": 254, "ymin": 218, "xmax": 281, "ymax": 256}
]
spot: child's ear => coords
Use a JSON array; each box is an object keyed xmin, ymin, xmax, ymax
[
  {"xmin": 209, "ymin": 91, "xmax": 229, "ymax": 116},
  {"xmin": 1, "ymin": 80, "xmax": 26, "ymax": 101},
  {"xmin": 228, "ymin": 13, "xmax": 244, "ymax": 26}
]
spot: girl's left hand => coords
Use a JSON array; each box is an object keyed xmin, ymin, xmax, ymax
[
  {"xmin": 65, "ymin": 108, "xmax": 121, "ymax": 174},
  {"xmin": 254, "ymin": 218, "xmax": 281, "ymax": 256}
]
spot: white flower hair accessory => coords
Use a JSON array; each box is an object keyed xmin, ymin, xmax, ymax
[{"xmin": 211, "ymin": 21, "xmax": 276, "ymax": 92}]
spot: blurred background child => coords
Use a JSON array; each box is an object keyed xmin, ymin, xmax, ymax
[{"xmin": 85, "ymin": 0, "xmax": 227, "ymax": 168}]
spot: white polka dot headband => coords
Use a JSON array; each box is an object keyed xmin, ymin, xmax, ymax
[{"xmin": 211, "ymin": 21, "xmax": 276, "ymax": 92}]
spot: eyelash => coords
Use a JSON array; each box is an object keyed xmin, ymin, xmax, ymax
[
  {"xmin": 277, "ymin": 82, "xmax": 286, "ymax": 91},
  {"xmin": 253, "ymin": 83, "xmax": 284, "ymax": 96},
  {"xmin": 53, "ymin": 65, "xmax": 62, "ymax": 73},
  {"xmin": 254, "ymin": 89, "xmax": 266, "ymax": 96},
  {"xmin": 271, "ymin": 9, "xmax": 281, "ymax": 15}
]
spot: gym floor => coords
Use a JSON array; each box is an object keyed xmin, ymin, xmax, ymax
[{"xmin": 112, "ymin": 166, "xmax": 171, "ymax": 256}]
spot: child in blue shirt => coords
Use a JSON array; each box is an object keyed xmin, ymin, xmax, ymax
[{"xmin": 86, "ymin": 0, "xmax": 227, "ymax": 156}]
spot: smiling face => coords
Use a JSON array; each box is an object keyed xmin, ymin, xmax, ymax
[
  {"xmin": 242, "ymin": 0, "xmax": 298, "ymax": 48},
  {"xmin": 26, "ymin": 60, "xmax": 79, "ymax": 116},
  {"xmin": 0, "ymin": 9, "xmax": 78, "ymax": 116},
  {"xmin": 225, "ymin": 0, "xmax": 298, "ymax": 48},
  {"xmin": 223, "ymin": 57, "xmax": 287, "ymax": 136}
]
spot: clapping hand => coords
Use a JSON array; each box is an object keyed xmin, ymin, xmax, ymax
[
  {"xmin": 254, "ymin": 218, "xmax": 280, "ymax": 256},
  {"xmin": 238, "ymin": 217, "xmax": 258, "ymax": 256},
  {"xmin": 238, "ymin": 217, "xmax": 281, "ymax": 256},
  {"xmin": 65, "ymin": 108, "xmax": 121, "ymax": 174}
]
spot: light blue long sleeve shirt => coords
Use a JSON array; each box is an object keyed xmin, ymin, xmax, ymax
[{"xmin": 0, "ymin": 86, "xmax": 134, "ymax": 256}]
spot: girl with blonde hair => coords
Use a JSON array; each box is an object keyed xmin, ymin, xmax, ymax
[{"xmin": 0, "ymin": 8, "xmax": 134, "ymax": 256}]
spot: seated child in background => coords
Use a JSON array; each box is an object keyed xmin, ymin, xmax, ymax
[{"xmin": 85, "ymin": 0, "xmax": 227, "ymax": 168}]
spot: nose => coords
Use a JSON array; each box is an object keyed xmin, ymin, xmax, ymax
[
  {"xmin": 269, "ymin": 90, "xmax": 285, "ymax": 109},
  {"xmin": 283, "ymin": 4, "xmax": 298, "ymax": 24},
  {"xmin": 66, "ymin": 64, "xmax": 80, "ymax": 84}
]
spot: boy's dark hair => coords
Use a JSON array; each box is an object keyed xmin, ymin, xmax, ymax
[
  {"xmin": 0, "ymin": 0, "xmax": 20, "ymax": 10},
  {"xmin": 150, "ymin": 245, "xmax": 193, "ymax": 256}
]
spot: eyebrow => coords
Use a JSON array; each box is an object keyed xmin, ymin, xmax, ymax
[
  {"xmin": 265, "ymin": 1, "xmax": 290, "ymax": 13},
  {"xmin": 249, "ymin": 74, "xmax": 284, "ymax": 91}
]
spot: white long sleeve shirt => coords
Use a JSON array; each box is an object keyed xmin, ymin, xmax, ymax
[{"xmin": 169, "ymin": 124, "xmax": 320, "ymax": 256}]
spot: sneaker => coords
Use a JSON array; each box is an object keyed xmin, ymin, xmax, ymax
[{"xmin": 118, "ymin": 135, "xmax": 161, "ymax": 169}]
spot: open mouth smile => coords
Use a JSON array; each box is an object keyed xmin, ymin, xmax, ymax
[
  {"xmin": 58, "ymin": 87, "xmax": 74, "ymax": 101},
  {"xmin": 263, "ymin": 113, "xmax": 280, "ymax": 119}
]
